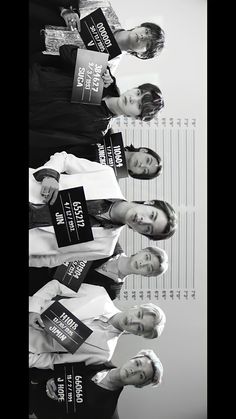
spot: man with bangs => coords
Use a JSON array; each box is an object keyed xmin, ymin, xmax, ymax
[
  {"xmin": 29, "ymin": 280, "xmax": 166, "ymax": 369},
  {"xmin": 29, "ymin": 1, "xmax": 165, "ymax": 68},
  {"xmin": 29, "ymin": 44, "xmax": 164, "ymax": 162},
  {"xmin": 30, "ymin": 138, "xmax": 163, "ymax": 179}
]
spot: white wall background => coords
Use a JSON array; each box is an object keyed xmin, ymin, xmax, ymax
[{"xmin": 108, "ymin": 1, "xmax": 207, "ymax": 418}]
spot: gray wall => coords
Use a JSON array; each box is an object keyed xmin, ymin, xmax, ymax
[{"xmin": 109, "ymin": 1, "xmax": 207, "ymax": 418}]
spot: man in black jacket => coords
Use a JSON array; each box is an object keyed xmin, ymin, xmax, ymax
[{"xmin": 29, "ymin": 242, "xmax": 168, "ymax": 299}]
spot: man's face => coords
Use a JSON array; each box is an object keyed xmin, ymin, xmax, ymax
[
  {"xmin": 128, "ymin": 148, "xmax": 158, "ymax": 177},
  {"xmin": 118, "ymin": 88, "xmax": 145, "ymax": 118},
  {"xmin": 119, "ymin": 306, "xmax": 156, "ymax": 337},
  {"xmin": 125, "ymin": 203, "xmax": 168, "ymax": 237},
  {"xmin": 129, "ymin": 249, "xmax": 160, "ymax": 276},
  {"xmin": 128, "ymin": 26, "xmax": 152, "ymax": 53},
  {"xmin": 119, "ymin": 356, "xmax": 153, "ymax": 386}
]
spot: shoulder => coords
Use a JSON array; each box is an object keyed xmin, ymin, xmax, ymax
[{"xmin": 79, "ymin": 283, "xmax": 111, "ymax": 299}]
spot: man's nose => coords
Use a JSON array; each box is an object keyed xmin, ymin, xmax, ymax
[
  {"xmin": 139, "ymin": 215, "xmax": 149, "ymax": 224},
  {"xmin": 139, "ymin": 259, "xmax": 145, "ymax": 267},
  {"xmin": 136, "ymin": 215, "xmax": 143, "ymax": 223}
]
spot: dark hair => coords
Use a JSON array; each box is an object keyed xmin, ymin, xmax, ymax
[
  {"xmin": 132, "ymin": 200, "xmax": 177, "ymax": 240},
  {"xmin": 125, "ymin": 144, "xmax": 162, "ymax": 179},
  {"xmin": 129, "ymin": 22, "xmax": 165, "ymax": 60},
  {"xmin": 138, "ymin": 83, "xmax": 164, "ymax": 121}
]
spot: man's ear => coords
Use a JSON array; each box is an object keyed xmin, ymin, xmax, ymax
[{"xmin": 139, "ymin": 148, "xmax": 148, "ymax": 153}]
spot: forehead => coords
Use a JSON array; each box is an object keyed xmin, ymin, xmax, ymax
[
  {"xmin": 133, "ymin": 356, "xmax": 153, "ymax": 374},
  {"xmin": 142, "ymin": 306, "xmax": 161, "ymax": 322},
  {"xmin": 133, "ymin": 356, "xmax": 149, "ymax": 364},
  {"xmin": 135, "ymin": 151, "xmax": 156, "ymax": 161},
  {"xmin": 136, "ymin": 203, "xmax": 153, "ymax": 213},
  {"xmin": 136, "ymin": 26, "xmax": 151, "ymax": 32},
  {"xmin": 142, "ymin": 312, "xmax": 156, "ymax": 331},
  {"xmin": 137, "ymin": 249, "xmax": 160, "ymax": 268}
]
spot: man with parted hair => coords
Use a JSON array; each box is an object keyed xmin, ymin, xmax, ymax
[
  {"xmin": 29, "ymin": 151, "xmax": 177, "ymax": 268},
  {"xmin": 29, "ymin": 281, "xmax": 166, "ymax": 369}
]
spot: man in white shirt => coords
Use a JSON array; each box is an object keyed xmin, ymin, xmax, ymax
[
  {"xmin": 28, "ymin": 243, "xmax": 169, "ymax": 299},
  {"xmin": 29, "ymin": 151, "xmax": 177, "ymax": 268},
  {"xmin": 29, "ymin": 281, "xmax": 166, "ymax": 369}
]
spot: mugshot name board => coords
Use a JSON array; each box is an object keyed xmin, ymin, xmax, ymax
[
  {"xmin": 71, "ymin": 49, "xmax": 108, "ymax": 105},
  {"xmin": 54, "ymin": 260, "xmax": 93, "ymax": 292},
  {"xmin": 55, "ymin": 363, "xmax": 84, "ymax": 414},
  {"xmin": 41, "ymin": 301, "xmax": 93, "ymax": 354},
  {"xmin": 80, "ymin": 7, "xmax": 121, "ymax": 60},
  {"xmin": 96, "ymin": 131, "xmax": 128, "ymax": 179},
  {"xmin": 49, "ymin": 187, "xmax": 94, "ymax": 248}
]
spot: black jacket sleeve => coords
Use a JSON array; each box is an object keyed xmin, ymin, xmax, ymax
[{"xmin": 59, "ymin": 44, "xmax": 79, "ymax": 71}]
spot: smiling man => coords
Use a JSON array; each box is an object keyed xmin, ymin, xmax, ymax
[
  {"xmin": 30, "ymin": 0, "xmax": 165, "ymax": 67},
  {"xmin": 29, "ymin": 281, "xmax": 166, "ymax": 369},
  {"xmin": 29, "ymin": 152, "xmax": 177, "ymax": 267}
]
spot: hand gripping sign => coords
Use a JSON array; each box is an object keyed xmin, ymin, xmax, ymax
[{"xmin": 80, "ymin": 8, "xmax": 122, "ymax": 60}]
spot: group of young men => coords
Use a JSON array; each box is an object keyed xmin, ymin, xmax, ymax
[{"xmin": 29, "ymin": 1, "xmax": 177, "ymax": 418}]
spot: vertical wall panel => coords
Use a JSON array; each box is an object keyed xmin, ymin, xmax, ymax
[{"xmin": 113, "ymin": 116, "xmax": 196, "ymax": 304}]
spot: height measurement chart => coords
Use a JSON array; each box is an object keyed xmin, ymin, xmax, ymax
[{"xmin": 112, "ymin": 116, "xmax": 197, "ymax": 303}]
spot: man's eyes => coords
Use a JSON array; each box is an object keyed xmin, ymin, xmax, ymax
[{"xmin": 137, "ymin": 310, "xmax": 143, "ymax": 319}]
